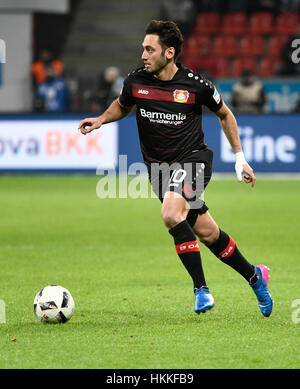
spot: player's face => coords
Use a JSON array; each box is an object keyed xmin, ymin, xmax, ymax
[{"xmin": 141, "ymin": 34, "xmax": 169, "ymax": 75}]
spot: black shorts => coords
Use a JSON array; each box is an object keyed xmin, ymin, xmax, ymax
[{"xmin": 147, "ymin": 149, "xmax": 213, "ymax": 227}]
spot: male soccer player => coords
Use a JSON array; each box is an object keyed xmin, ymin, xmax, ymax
[{"xmin": 78, "ymin": 20, "xmax": 273, "ymax": 317}]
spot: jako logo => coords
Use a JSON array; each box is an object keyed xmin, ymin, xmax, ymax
[
  {"xmin": 138, "ymin": 89, "xmax": 149, "ymax": 95},
  {"xmin": 221, "ymin": 126, "xmax": 297, "ymax": 163}
]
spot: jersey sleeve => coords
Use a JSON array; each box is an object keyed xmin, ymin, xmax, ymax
[
  {"xmin": 118, "ymin": 75, "xmax": 135, "ymax": 108},
  {"xmin": 199, "ymin": 79, "xmax": 223, "ymax": 112}
]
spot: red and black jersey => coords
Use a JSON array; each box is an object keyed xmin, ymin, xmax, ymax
[{"xmin": 118, "ymin": 63, "xmax": 223, "ymax": 166}]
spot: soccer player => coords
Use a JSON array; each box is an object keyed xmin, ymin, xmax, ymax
[{"xmin": 78, "ymin": 20, "xmax": 273, "ymax": 317}]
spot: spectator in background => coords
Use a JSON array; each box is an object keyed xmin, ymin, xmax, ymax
[
  {"xmin": 35, "ymin": 67, "xmax": 69, "ymax": 113},
  {"xmin": 231, "ymin": 69, "xmax": 266, "ymax": 114},
  {"xmin": 84, "ymin": 66, "xmax": 123, "ymax": 113},
  {"xmin": 98, "ymin": 66, "xmax": 123, "ymax": 109},
  {"xmin": 160, "ymin": 0, "xmax": 196, "ymax": 37},
  {"xmin": 276, "ymin": 24, "xmax": 300, "ymax": 76},
  {"xmin": 31, "ymin": 48, "xmax": 64, "ymax": 86}
]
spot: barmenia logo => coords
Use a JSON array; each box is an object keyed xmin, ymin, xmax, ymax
[{"xmin": 140, "ymin": 108, "xmax": 186, "ymax": 125}]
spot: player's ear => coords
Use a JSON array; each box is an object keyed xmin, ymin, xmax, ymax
[{"xmin": 166, "ymin": 47, "xmax": 175, "ymax": 60}]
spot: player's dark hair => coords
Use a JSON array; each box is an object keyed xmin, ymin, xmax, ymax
[{"xmin": 145, "ymin": 20, "xmax": 183, "ymax": 61}]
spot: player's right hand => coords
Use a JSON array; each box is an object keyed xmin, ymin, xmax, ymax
[{"xmin": 78, "ymin": 117, "xmax": 102, "ymax": 135}]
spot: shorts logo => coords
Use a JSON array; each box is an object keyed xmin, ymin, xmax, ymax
[
  {"xmin": 173, "ymin": 89, "xmax": 189, "ymax": 103},
  {"xmin": 169, "ymin": 168, "xmax": 187, "ymax": 187}
]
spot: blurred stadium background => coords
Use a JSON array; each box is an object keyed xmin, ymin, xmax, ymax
[{"xmin": 0, "ymin": 0, "xmax": 299, "ymax": 174}]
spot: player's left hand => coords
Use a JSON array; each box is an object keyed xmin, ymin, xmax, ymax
[
  {"xmin": 235, "ymin": 152, "xmax": 256, "ymax": 188},
  {"xmin": 240, "ymin": 164, "xmax": 256, "ymax": 187}
]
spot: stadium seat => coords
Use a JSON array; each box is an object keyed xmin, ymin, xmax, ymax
[
  {"xmin": 213, "ymin": 35, "xmax": 238, "ymax": 56},
  {"xmin": 275, "ymin": 12, "xmax": 300, "ymax": 34},
  {"xmin": 231, "ymin": 57, "xmax": 257, "ymax": 77},
  {"xmin": 248, "ymin": 12, "xmax": 274, "ymax": 34},
  {"xmin": 214, "ymin": 57, "xmax": 230, "ymax": 77},
  {"xmin": 267, "ymin": 35, "xmax": 289, "ymax": 56},
  {"xmin": 239, "ymin": 35, "xmax": 265, "ymax": 56},
  {"xmin": 194, "ymin": 12, "xmax": 221, "ymax": 35},
  {"xmin": 183, "ymin": 57, "xmax": 201, "ymax": 71},
  {"xmin": 221, "ymin": 12, "xmax": 247, "ymax": 35},
  {"xmin": 188, "ymin": 35, "xmax": 212, "ymax": 51},
  {"xmin": 257, "ymin": 56, "xmax": 281, "ymax": 77},
  {"xmin": 183, "ymin": 35, "xmax": 213, "ymax": 67},
  {"xmin": 183, "ymin": 55, "xmax": 218, "ymax": 76}
]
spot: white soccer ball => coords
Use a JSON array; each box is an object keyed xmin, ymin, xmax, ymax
[{"xmin": 33, "ymin": 285, "xmax": 75, "ymax": 324}]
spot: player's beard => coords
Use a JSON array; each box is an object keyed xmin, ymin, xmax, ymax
[{"xmin": 145, "ymin": 54, "xmax": 169, "ymax": 77}]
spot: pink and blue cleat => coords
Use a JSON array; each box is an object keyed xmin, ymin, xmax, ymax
[
  {"xmin": 194, "ymin": 287, "xmax": 215, "ymax": 314},
  {"xmin": 250, "ymin": 265, "xmax": 273, "ymax": 317}
]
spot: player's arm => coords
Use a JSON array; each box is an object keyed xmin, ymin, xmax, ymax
[
  {"xmin": 214, "ymin": 102, "xmax": 256, "ymax": 187},
  {"xmin": 78, "ymin": 98, "xmax": 134, "ymax": 135}
]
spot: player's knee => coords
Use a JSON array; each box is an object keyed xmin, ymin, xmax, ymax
[{"xmin": 161, "ymin": 209, "xmax": 184, "ymax": 229}]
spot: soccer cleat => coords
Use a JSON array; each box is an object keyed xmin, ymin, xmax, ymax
[
  {"xmin": 194, "ymin": 287, "xmax": 215, "ymax": 314},
  {"xmin": 250, "ymin": 265, "xmax": 273, "ymax": 317}
]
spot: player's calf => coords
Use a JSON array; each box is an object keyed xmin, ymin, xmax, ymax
[
  {"xmin": 205, "ymin": 228, "xmax": 257, "ymax": 284},
  {"xmin": 169, "ymin": 220, "xmax": 207, "ymax": 291},
  {"xmin": 205, "ymin": 228, "xmax": 273, "ymax": 316}
]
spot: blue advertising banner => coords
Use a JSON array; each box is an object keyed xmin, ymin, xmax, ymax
[
  {"xmin": 119, "ymin": 113, "xmax": 300, "ymax": 173},
  {"xmin": 0, "ymin": 113, "xmax": 299, "ymax": 173},
  {"xmin": 202, "ymin": 114, "xmax": 299, "ymax": 173}
]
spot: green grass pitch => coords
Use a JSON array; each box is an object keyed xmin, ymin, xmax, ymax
[{"xmin": 0, "ymin": 175, "xmax": 299, "ymax": 369}]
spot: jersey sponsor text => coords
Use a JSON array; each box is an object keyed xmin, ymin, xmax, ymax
[{"xmin": 140, "ymin": 108, "xmax": 186, "ymax": 125}]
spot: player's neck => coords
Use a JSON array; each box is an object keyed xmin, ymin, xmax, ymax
[{"xmin": 154, "ymin": 62, "xmax": 178, "ymax": 81}]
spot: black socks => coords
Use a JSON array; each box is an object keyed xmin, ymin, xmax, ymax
[
  {"xmin": 168, "ymin": 222, "xmax": 257, "ymax": 288},
  {"xmin": 206, "ymin": 229, "xmax": 258, "ymax": 284},
  {"xmin": 169, "ymin": 220, "xmax": 207, "ymax": 289}
]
